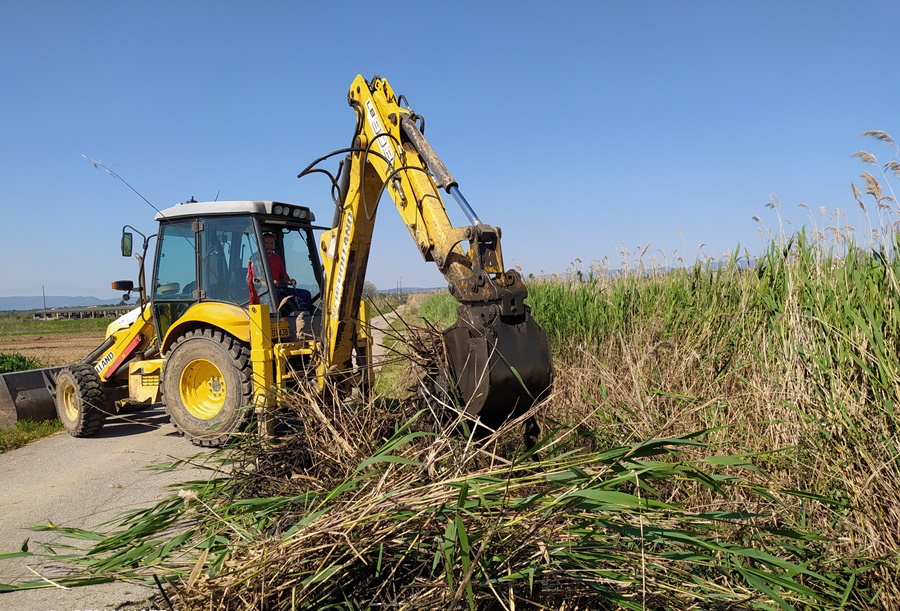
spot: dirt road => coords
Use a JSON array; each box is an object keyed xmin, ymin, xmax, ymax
[
  {"xmin": 0, "ymin": 310, "xmax": 403, "ymax": 610},
  {"xmin": 0, "ymin": 410, "xmax": 204, "ymax": 610}
]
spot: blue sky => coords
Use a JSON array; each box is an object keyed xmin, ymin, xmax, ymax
[{"xmin": 2, "ymin": 1, "xmax": 898, "ymax": 299}]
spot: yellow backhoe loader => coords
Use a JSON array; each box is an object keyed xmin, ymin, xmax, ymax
[{"xmin": 0, "ymin": 75, "xmax": 553, "ymax": 446}]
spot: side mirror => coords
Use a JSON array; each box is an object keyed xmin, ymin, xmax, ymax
[
  {"xmin": 111, "ymin": 280, "xmax": 134, "ymax": 302},
  {"xmin": 121, "ymin": 232, "xmax": 133, "ymax": 257}
]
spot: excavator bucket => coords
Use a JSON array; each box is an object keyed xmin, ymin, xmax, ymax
[
  {"xmin": 0, "ymin": 367, "xmax": 61, "ymax": 428},
  {"xmin": 443, "ymin": 305, "xmax": 553, "ymax": 431}
]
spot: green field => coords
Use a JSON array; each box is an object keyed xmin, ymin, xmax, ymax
[{"xmin": 0, "ymin": 313, "xmax": 111, "ymax": 336}]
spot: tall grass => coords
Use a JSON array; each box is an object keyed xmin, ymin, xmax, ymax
[
  {"xmin": 365, "ymin": 291, "xmax": 404, "ymax": 315},
  {"xmin": 513, "ymin": 133, "xmax": 900, "ymax": 605},
  {"xmin": 525, "ymin": 233, "xmax": 900, "ymax": 578},
  {"xmin": 413, "ymin": 291, "xmax": 457, "ymax": 327}
]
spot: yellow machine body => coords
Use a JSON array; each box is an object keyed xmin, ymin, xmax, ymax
[{"xmin": 2, "ymin": 74, "xmax": 548, "ymax": 445}]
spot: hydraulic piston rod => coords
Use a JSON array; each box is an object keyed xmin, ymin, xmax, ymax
[
  {"xmin": 448, "ymin": 185, "xmax": 482, "ymax": 225},
  {"xmin": 401, "ymin": 116, "xmax": 482, "ymax": 224}
]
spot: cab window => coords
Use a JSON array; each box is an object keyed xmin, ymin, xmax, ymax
[
  {"xmin": 154, "ymin": 221, "xmax": 196, "ymax": 300},
  {"xmin": 282, "ymin": 228, "xmax": 321, "ymax": 297}
]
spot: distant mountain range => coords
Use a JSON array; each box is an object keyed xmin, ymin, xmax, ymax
[{"xmin": 0, "ymin": 296, "xmax": 121, "ymax": 311}]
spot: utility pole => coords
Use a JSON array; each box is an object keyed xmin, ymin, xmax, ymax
[
  {"xmin": 42, "ymin": 285, "xmax": 47, "ymax": 314},
  {"xmin": 397, "ymin": 276, "xmax": 403, "ymax": 299}
]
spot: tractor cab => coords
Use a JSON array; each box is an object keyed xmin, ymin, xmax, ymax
[{"xmin": 124, "ymin": 200, "xmax": 324, "ymax": 347}]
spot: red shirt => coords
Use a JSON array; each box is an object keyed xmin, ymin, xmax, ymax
[
  {"xmin": 267, "ymin": 252, "xmax": 288, "ymax": 284},
  {"xmin": 247, "ymin": 251, "xmax": 288, "ymax": 304}
]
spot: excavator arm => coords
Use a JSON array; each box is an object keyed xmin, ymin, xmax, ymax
[{"xmin": 315, "ymin": 75, "xmax": 552, "ymax": 428}]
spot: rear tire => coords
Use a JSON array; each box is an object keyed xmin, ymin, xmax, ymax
[
  {"xmin": 54, "ymin": 365, "xmax": 110, "ymax": 437},
  {"xmin": 162, "ymin": 328, "xmax": 253, "ymax": 447}
]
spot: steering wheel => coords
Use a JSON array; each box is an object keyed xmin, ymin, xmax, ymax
[{"xmin": 158, "ymin": 282, "xmax": 180, "ymax": 295}]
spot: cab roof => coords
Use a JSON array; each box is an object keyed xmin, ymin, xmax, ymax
[{"xmin": 154, "ymin": 200, "xmax": 316, "ymax": 223}]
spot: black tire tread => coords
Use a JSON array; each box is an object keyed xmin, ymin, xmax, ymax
[
  {"xmin": 54, "ymin": 364, "xmax": 111, "ymax": 437},
  {"xmin": 163, "ymin": 328, "xmax": 253, "ymax": 447}
]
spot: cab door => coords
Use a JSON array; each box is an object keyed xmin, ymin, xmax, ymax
[{"xmin": 152, "ymin": 219, "xmax": 199, "ymax": 340}]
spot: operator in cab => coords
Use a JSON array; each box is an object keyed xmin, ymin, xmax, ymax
[{"xmin": 249, "ymin": 232, "xmax": 312, "ymax": 312}]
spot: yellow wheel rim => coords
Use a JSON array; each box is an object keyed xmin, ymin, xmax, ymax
[
  {"xmin": 61, "ymin": 383, "xmax": 78, "ymax": 421},
  {"xmin": 179, "ymin": 358, "xmax": 227, "ymax": 420}
]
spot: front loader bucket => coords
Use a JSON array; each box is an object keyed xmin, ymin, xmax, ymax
[
  {"xmin": 444, "ymin": 306, "xmax": 552, "ymax": 431},
  {"xmin": 0, "ymin": 367, "xmax": 62, "ymax": 428}
]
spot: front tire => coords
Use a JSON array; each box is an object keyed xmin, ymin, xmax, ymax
[
  {"xmin": 163, "ymin": 328, "xmax": 253, "ymax": 447},
  {"xmin": 55, "ymin": 364, "xmax": 110, "ymax": 437}
]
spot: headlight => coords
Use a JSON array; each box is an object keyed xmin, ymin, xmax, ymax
[
  {"xmin": 292, "ymin": 208, "xmax": 303, "ymax": 218},
  {"xmin": 273, "ymin": 205, "xmax": 283, "ymax": 215}
]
